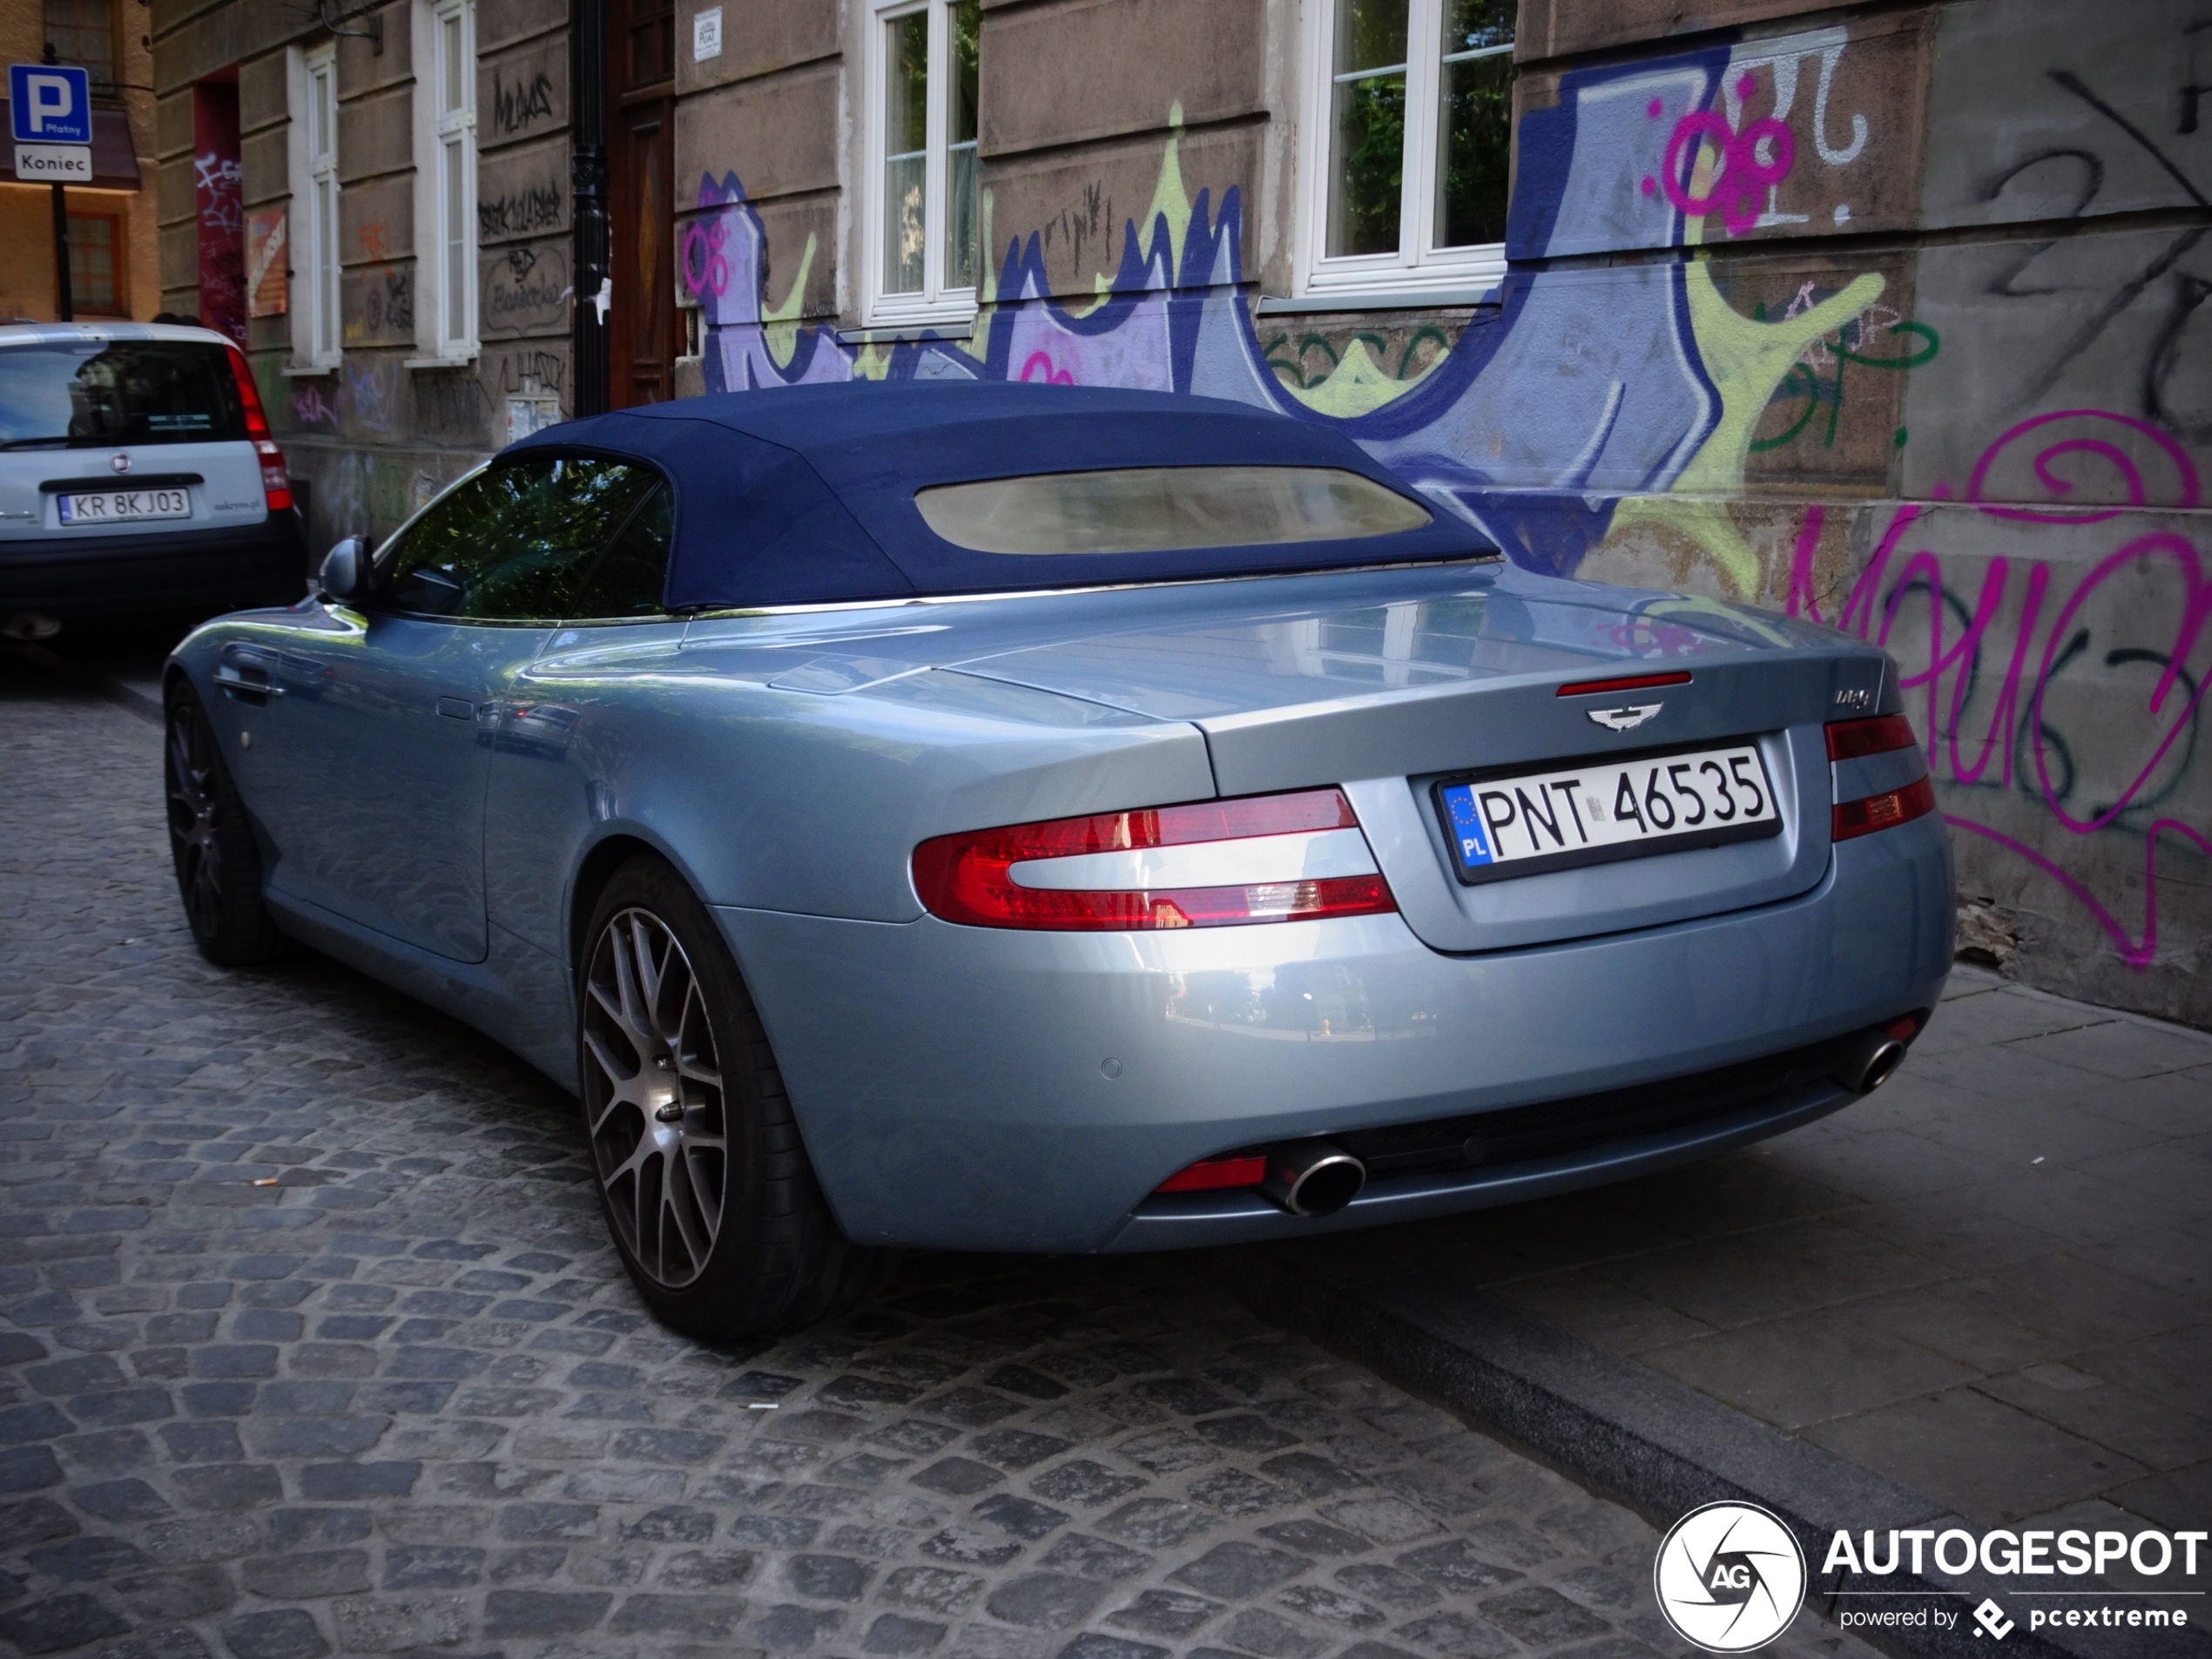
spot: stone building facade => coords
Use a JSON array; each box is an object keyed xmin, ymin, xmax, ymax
[
  {"xmin": 0, "ymin": 2, "xmax": 158, "ymax": 324},
  {"xmin": 145, "ymin": 0, "xmax": 2212, "ymax": 1024},
  {"xmin": 150, "ymin": 0, "xmax": 572, "ymax": 535}
]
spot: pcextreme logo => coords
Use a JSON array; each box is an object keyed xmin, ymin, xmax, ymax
[{"xmin": 1655, "ymin": 1502, "xmax": 1809, "ymax": 1652}]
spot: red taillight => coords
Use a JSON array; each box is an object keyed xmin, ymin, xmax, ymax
[
  {"xmin": 911, "ymin": 788, "xmax": 1397, "ymax": 931},
  {"xmin": 226, "ymin": 346, "xmax": 293, "ymax": 513},
  {"xmin": 1833, "ymin": 777, "xmax": 1935, "ymax": 840},
  {"xmin": 1155, "ymin": 1155, "xmax": 1268, "ymax": 1194},
  {"xmin": 1555, "ymin": 671, "xmax": 1691, "ymax": 698},
  {"xmin": 1825, "ymin": 714, "xmax": 1917, "ymax": 762}
]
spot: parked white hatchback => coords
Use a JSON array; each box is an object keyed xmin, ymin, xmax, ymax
[{"xmin": 0, "ymin": 320, "xmax": 303, "ymax": 634}]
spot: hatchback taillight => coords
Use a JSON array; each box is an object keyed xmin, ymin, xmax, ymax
[
  {"xmin": 1824, "ymin": 715, "xmax": 1935, "ymax": 840},
  {"xmin": 911, "ymin": 788, "xmax": 1396, "ymax": 930},
  {"xmin": 226, "ymin": 345, "xmax": 293, "ymax": 514}
]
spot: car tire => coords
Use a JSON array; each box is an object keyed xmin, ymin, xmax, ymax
[
  {"xmin": 164, "ymin": 684, "xmax": 290, "ymax": 967},
  {"xmin": 578, "ymin": 855, "xmax": 890, "ymax": 1341}
]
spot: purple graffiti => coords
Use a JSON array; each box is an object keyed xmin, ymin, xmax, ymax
[
  {"xmin": 1965, "ymin": 409, "xmax": 2202, "ymax": 523},
  {"xmin": 1642, "ymin": 90, "xmax": 1793, "ymax": 237},
  {"xmin": 291, "ymin": 384, "xmax": 336, "ymax": 429},
  {"xmin": 1817, "ymin": 482, "xmax": 2210, "ymax": 971},
  {"xmin": 1019, "ymin": 351, "xmax": 1076, "ymax": 386},
  {"xmin": 1945, "ymin": 815, "xmax": 2210, "ymax": 969},
  {"xmin": 682, "ymin": 215, "xmax": 732, "ymax": 300}
]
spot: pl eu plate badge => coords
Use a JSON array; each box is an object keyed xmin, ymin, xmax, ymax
[{"xmin": 1445, "ymin": 786, "xmax": 1496, "ymax": 867}]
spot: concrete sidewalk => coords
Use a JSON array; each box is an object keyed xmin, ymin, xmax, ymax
[{"xmin": 1209, "ymin": 968, "xmax": 2211, "ymax": 1644}]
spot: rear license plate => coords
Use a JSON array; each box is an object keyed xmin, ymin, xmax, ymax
[
  {"xmin": 1435, "ymin": 741, "xmax": 1782, "ymax": 885},
  {"xmin": 57, "ymin": 488, "xmax": 192, "ymax": 525}
]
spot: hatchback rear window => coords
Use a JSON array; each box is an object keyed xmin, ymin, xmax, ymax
[
  {"xmin": 0, "ymin": 340, "xmax": 248, "ymax": 448},
  {"xmin": 914, "ymin": 465, "xmax": 1433, "ymax": 556}
]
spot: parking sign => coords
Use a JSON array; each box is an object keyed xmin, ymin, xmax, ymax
[{"xmin": 10, "ymin": 64, "xmax": 92, "ymax": 145}]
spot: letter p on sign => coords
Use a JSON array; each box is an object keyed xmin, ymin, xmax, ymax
[{"xmin": 10, "ymin": 64, "xmax": 93, "ymax": 144}]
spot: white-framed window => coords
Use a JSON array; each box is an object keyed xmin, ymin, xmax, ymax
[
  {"xmin": 412, "ymin": 0, "xmax": 477, "ymax": 362},
  {"xmin": 289, "ymin": 43, "xmax": 341, "ymax": 368},
  {"xmin": 1297, "ymin": 0, "xmax": 1514, "ymax": 300},
  {"xmin": 862, "ymin": 0, "xmax": 979, "ymax": 328}
]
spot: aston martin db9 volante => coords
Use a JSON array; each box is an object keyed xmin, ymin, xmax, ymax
[{"xmin": 163, "ymin": 382, "xmax": 1952, "ymax": 1338}]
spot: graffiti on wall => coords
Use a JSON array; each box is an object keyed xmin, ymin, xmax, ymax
[
  {"xmin": 677, "ymin": 26, "xmax": 2205, "ymax": 999},
  {"xmin": 1783, "ymin": 413, "xmax": 2208, "ymax": 968}
]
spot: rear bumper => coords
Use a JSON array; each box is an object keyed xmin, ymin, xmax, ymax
[
  {"xmin": 716, "ymin": 813, "xmax": 1954, "ymax": 1253},
  {"xmin": 0, "ymin": 513, "xmax": 306, "ymax": 617}
]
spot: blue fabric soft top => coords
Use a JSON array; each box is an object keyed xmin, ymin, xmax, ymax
[{"xmin": 507, "ymin": 380, "xmax": 1494, "ymax": 610}]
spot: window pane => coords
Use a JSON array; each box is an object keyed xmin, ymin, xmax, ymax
[
  {"xmin": 944, "ymin": 0, "xmax": 980, "ymax": 289},
  {"xmin": 1435, "ymin": 0, "xmax": 1514, "ymax": 249},
  {"xmin": 445, "ymin": 139, "xmax": 467, "ymax": 338},
  {"xmin": 443, "ymin": 13, "xmax": 464, "ymax": 113},
  {"xmin": 381, "ymin": 459, "xmax": 661, "ymax": 621},
  {"xmin": 65, "ymin": 217, "xmax": 119, "ymax": 314},
  {"xmin": 915, "ymin": 467, "xmax": 1433, "ymax": 556},
  {"xmin": 0, "ymin": 340, "xmax": 245, "ymax": 446},
  {"xmin": 569, "ymin": 485, "xmax": 672, "ymax": 617},
  {"xmin": 948, "ymin": 0, "xmax": 979, "ymax": 146},
  {"xmin": 883, "ymin": 10, "xmax": 929, "ymax": 294},
  {"xmin": 946, "ymin": 144, "xmax": 978, "ymax": 290},
  {"xmin": 44, "ymin": 0, "xmax": 116, "ymax": 96},
  {"xmin": 1326, "ymin": 0, "xmax": 1409, "ymax": 258},
  {"xmin": 316, "ymin": 174, "xmax": 338, "ymax": 358}
]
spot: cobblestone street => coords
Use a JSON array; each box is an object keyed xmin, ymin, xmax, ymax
[{"xmin": 0, "ymin": 664, "xmax": 1879, "ymax": 1659}]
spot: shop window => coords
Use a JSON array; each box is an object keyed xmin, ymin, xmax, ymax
[
  {"xmin": 1299, "ymin": 0, "xmax": 1514, "ymax": 300},
  {"xmin": 67, "ymin": 213, "xmax": 123, "ymax": 314},
  {"xmin": 864, "ymin": 0, "xmax": 979, "ymax": 327}
]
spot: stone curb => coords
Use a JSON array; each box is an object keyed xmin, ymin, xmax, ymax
[
  {"xmin": 5, "ymin": 640, "xmax": 166, "ymax": 725},
  {"xmin": 1197, "ymin": 1250, "xmax": 2210, "ymax": 1659}
]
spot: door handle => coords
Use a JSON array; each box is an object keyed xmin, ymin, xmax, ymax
[
  {"xmin": 213, "ymin": 667, "xmax": 280, "ymax": 698},
  {"xmin": 438, "ymin": 697, "xmax": 474, "ymax": 721}
]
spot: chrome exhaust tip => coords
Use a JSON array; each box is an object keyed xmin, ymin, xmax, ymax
[
  {"xmin": 1835, "ymin": 1034, "xmax": 1909, "ymax": 1095},
  {"xmin": 1260, "ymin": 1140, "xmax": 1366, "ymax": 1217}
]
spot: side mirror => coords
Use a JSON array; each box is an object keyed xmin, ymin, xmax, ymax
[{"xmin": 319, "ymin": 537, "xmax": 368, "ymax": 604}]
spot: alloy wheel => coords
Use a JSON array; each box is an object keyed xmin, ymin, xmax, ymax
[
  {"xmin": 165, "ymin": 708, "xmax": 223, "ymax": 939},
  {"xmin": 581, "ymin": 907, "xmax": 729, "ymax": 1288}
]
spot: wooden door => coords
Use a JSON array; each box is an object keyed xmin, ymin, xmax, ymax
[{"xmin": 607, "ymin": 0, "xmax": 677, "ymax": 407}]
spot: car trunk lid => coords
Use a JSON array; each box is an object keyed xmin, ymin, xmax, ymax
[{"xmin": 948, "ymin": 569, "xmax": 1885, "ymax": 952}]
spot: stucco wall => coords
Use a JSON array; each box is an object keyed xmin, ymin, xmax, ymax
[{"xmin": 675, "ymin": 0, "xmax": 2212, "ymax": 1026}]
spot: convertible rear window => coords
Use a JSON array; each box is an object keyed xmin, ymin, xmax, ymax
[
  {"xmin": 914, "ymin": 465, "xmax": 1433, "ymax": 556},
  {"xmin": 0, "ymin": 340, "xmax": 247, "ymax": 448}
]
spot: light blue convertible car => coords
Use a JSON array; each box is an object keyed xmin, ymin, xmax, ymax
[{"xmin": 164, "ymin": 382, "xmax": 1952, "ymax": 1338}]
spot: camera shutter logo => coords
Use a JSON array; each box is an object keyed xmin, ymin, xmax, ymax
[{"xmin": 1654, "ymin": 1501, "xmax": 1807, "ymax": 1652}]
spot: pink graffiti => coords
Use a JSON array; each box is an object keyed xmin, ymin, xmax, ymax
[
  {"xmin": 1965, "ymin": 409, "xmax": 2202, "ymax": 523},
  {"xmin": 1019, "ymin": 351, "xmax": 1076, "ymax": 386},
  {"xmin": 1945, "ymin": 815, "xmax": 2210, "ymax": 969},
  {"xmin": 1643, "ymin": 91, "xmax": 1793, "ymax": 237},
  {"xmin": 682, "ymin": 217, "xmax": 731, "ymax": 300},
  {"xmin": 290, "ymin": 384, "xmax": 336, "ymax": 428},
  {"xmin": 1826, "ymin": 478, "xmax": 2212, "ymax": 968},
  {"xmin": 1784, "ymin": 502, "xmax": 1826, "ymax": 621}
]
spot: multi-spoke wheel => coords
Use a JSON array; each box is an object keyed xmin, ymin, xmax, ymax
[
  {"xmin": 582, "ymin": 908, "xmax": 729, "ymax": 1290},
  {"xmin": 577, "ymin": 856, "xmax": 889, "ymax": 1339},
  {"xmin": 164, "ymin": 685, "xmax": 287, "ymax": 965}
]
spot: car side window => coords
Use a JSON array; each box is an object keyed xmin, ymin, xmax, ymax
[
  {"xmin": 378, "ymin": 456, "xmax": 659, "ymax": 621},
  {"xmin": 567, "ymin": 485, "xmax": 673, "ymax": 620}
]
